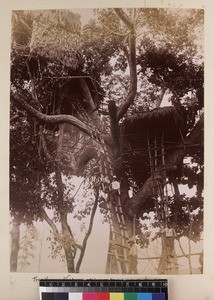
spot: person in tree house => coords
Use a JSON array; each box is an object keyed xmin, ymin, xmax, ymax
[{"xmin": 127, "ymin": 237, "xmax": 138, "ymax": 274}]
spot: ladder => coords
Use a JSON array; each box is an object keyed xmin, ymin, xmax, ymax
[
  {"xmin": 71, "ymin": 100, "xmax": 130, "ymax": 273},
  {"xmin": 147, "ymin": 131, "xmax": 178, "ymax": 274},
  {"xmin": 97, "ymin": 144, "xmax": 129, "ymax": 274},
  {"xmin": 147, "ymin": 131, "xmax": 169, "ymax": 227}
]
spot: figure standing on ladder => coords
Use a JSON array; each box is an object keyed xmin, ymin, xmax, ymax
[
  {"xmin": 127, "ymin": 237, "xmax": 138, "ymax": 274},
  {"xmin": 111, "ymin": 175, "xmax": 120, "ymax": 204},
  {"xmin": 162, "ymin": 223, "xmax": 176, "ymax": 257}
]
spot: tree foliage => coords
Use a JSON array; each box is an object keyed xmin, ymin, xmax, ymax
[{"xmin": 10, "ymin": 7, "xmax": 204, "ymax": 273}]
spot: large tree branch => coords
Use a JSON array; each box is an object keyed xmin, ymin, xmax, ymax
[
  {"xmin": 76, "ymin": 187, "xmax": 99, "ymax": 272},
  {"xmin": 40, "ymin": 208, "xmax": 59, "ymax": 236},
  {"xmin": 117, "ymin": 33, "xmax": 137, "ymax": 120},
  {"xmin": 113, "ymin": 9, "xmax": 137, "ymax": 121},
  {"xmin": 128, "ymin": 115, "xmax": 204, "ymax": 214},
  {"xmin": 114, "ymin": 8, "xmax": 134, "ymax": 31},
  {"xmin": 40, "ymin": 128, "xmax": 54, "ymax": 162},
  {"xmin": 11, "ymin": 91, "xmax": 101, "ymax": 140},
  {"xmin": 76, "ymin": 147, "xmax": 98, "ymax": 175},
  {"xmin": 79, "ymin": 78, "xmax": 96, "ymax": 111}
]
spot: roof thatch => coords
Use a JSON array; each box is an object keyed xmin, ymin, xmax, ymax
[{"xmin": 123, "ymin": 106, "xmax": 187, "ymax": 133}]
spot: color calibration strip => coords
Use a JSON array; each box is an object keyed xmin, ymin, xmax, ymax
[
  {"xmin": 40, "ymin": 291, "xmax": 165, "ymax": 300},
  {"xmin": 39, "ymin": 280, "xmax": 168, "ymax": 300}
]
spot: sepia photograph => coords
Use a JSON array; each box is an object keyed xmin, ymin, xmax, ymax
[{"xmin": 10, "ymin": 7, "xmax": 204, "ymax": 275}]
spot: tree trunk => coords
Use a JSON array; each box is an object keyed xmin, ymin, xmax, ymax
[
  {"xmin": 158, "ymin": 234, "xmax": 178, "ymax": 274},
  {"xmin": 55, "ymin": 123, "xmax": 76, "ymax": 272},
  {"xmin": 76, "ymin": 187, "xmax": 99, "ymax": 273},
  {"xmin": 171, "ymin": 174, "xmax": 181, "ymax": 225},
  {"xmin": 55, "ymin": 164, "xmax": 76, "ymax": 272},
  {"xmin": 60, "ymin": 209, "xmax": 76, "ymax": 273},
  {"xmin": 10, "ymin": 217, "xmax": 21, "ymax": 272}
]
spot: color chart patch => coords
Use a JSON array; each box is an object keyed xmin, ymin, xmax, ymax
[{"xmin": 39, "ymin": 280, "xmax": 168, "ymax": 300}]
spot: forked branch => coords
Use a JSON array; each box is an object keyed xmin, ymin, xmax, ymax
[{"xmin": 113, "ymin": 9, "xmax": 137, "ymax": 120}]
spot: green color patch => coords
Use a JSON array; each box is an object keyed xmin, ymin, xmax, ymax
[{"xmin": 124, "ymin": 293, "xmax": 138, "ymax": 300}]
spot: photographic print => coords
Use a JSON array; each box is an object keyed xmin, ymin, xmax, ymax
[{"xmin": 10, "ymin": 7, "xmax": 204, "ymax": 275}]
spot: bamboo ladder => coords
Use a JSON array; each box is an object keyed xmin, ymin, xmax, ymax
[
  {"xmin": 147, "ymin": 131, "xmax": 179, "ymax": 273},
  {"xmin": 147, "ymin": 131, "xmax": 169, "ymax": 227},
  {"xmin": 92, "ymin": 127, "xmax": 130, "ymax": 273},
  {"xmin": 73, "ymin": 101, "xmax": 129, "ymax": 273}
]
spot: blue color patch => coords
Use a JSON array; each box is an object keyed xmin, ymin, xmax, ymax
[
  {"xmin": 137, "ymin": 293, "xmax": 152, "ymax": 300},
  {"xmin": 152, "ymin": 293, "xmax": 165, "ymax": 300}
]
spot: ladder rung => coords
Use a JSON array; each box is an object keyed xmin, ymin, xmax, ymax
[
  {"xmin": 112, "ymin": 230, "xmax": 127, "ymax": 237},
  {"xmin": 115, "ymin": 211, "xmax": 125, "ymax": 217},
  {"xmin": 149, "ymin": 154, "xmax": 166, "ymax": 158},
  {"xmin": 110, "ymin": 242, "xmax": 129, "ymax": 249},
  {"xmin": 107, "ymin": 252, "xmax": 129, "ymax": 261},
  {"xmin": 149, "ymin": 163, "xmax": 166, "ymax": 167},
  {"xmin": 152, "ymin": 184, "xmax": 164, "ymax": 188}
]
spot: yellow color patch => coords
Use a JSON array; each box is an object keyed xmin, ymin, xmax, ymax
[{"xmin": 110, "ymin": 293, "xmax": 124, "ymax": 300}]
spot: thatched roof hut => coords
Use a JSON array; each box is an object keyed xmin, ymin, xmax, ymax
[
  {"xmin": 11, "ymin": 10, "xmax": 103, "ymax": 117},
  {"xmin": 120, "ymin": 106, "xmax": 187, "ymax": 186}
]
